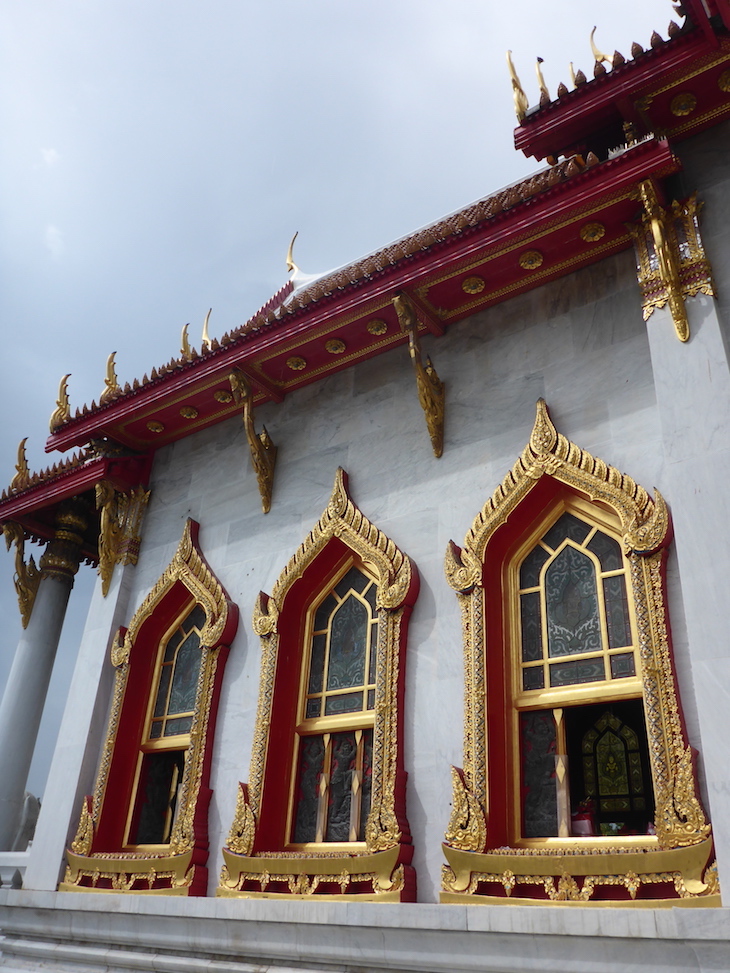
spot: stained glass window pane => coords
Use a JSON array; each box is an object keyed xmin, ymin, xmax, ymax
[
  {"xmin": 326, "ymin": 731, "xmax": 358, "ymax": 841},
  {"xmin": 168, "ymin": 631, "xmax": 201, "ymax": 715},
  {"xmin": 163, "ymin": 715, "xmax": 193, "ymax": 737},
  {"xmin": 358, "ymin": 729, "xmax": 374, "ymax": 841},
  {"xmin": 520, "ymin": 546, "xmax": 549, "ymax": 589},
  {"xmin": 153, "ymin": 666, "xmax": 172, "ymax": 717},
  {"xmin": 364, "ymin": 584, "xmax": 377, "ymax": 611},
  {"xmin": 149, "ymin": 721, "xmax": 162, "ymax": 739},
  {"xmin": 187, "ymin": 604, "xmax": 207, "ymax": 632},
  {"xmin": 334, "ymin": 566, "xmax": 369, "ymax": 599},
  {"xmin": 521, "ymin": 711, "xmax": 557, "ymax": 837},
  {"xmin": 164, "ymin": 629, "xmax": 183, "ymax": 663},
  {"xmin": 546, "ymin": 546, "xmax": 601, "ymax": 657},
  {"xmin": 327, "ymin": 596, "xmax": 368, "ymax": 690},
  {"xmin": 522, "ymin": 666, "xmax": 544, "ymax": 691},
  {"xmin": 324, "ymin": 691, "xmax": 363, "ymax": 715},
  {"xmin": 314, "ymin": 595, "xmax": 338, "ymax": 632},
  {"xmin": 549, "ymin": 657, "xmax": 605, "ymax": 686},
  {"xmin": 293, "ymin": 736, "xmax": 325, "ymax": 843},
  {"xmin": 603, "ymin": 575, "xmax": 632, "ymax": 649},
  {"xmin": 308, "ymin": 634, "xmax": 327, "ymax": 694},
  {"xmin": 610, "ymin": 652, "xmax": 636, "ymax": 679},
  {"xmin": 133, "ymin": 750, "xmax": 185, "ymax": 845},
  {"xmin": 368, "ymin": 623, "xmax": 378, "ymax": 684},
  {"xmin": 520, "ymin": 591, "xmax": 542, "ymax": 663},
  {"xmin": 367, "ymin": 688, "xmax": 375, "ymax": 710},
  {"xmin": 305, "ymin": 698, "xmax": 321, "ymax": 718},
  {"xmin": 543, "ymin": 512, "xmax": 591, "ymax": 550},
  {"xmin": 587, "ymin": 530, "xmax": 623, "ymax": 571}
]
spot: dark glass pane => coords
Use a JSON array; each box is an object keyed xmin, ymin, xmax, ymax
[
  {"xmin": 168, "ymin": 631, "xmax": 201, "ymax": 715},
  {"xmin": 521, "ymin": 711, "xmax": 557, "ymax": 838},
  {"xmin": 604, "ymin": 575, "xmax": 632, "ymax": 649},
  {"xmin": 314, "ymin": 594, "xmax": 338, "ymax": 632},
  {"xmin": 364, "ymin": 583, "xmax": 377, "ymax": 611},
  {"xmin": 133, "ymin": 750, "xmax": 185, "ymax": 845},
  {"xmin": 610, "ymin": 652, "xmax": 636, "ymax": 679},
  {"xmin": 307, "ymin": 633, "xmax": 327, "ymax": 694},
  {"xmin": 293, "ymin": 736, "xmax": 325, "ymax": 842},
  {"xmin": 368, "ymin": 622, "xmax": 378, "ymax": 684},
  {"xmin": 546, "ymin": 546, "xmax": 601, "ymax": 657},
  {"xmin": 186, "ymin": 604, "xmax": 207, "ymax": 632},
  {"xmin": 164, "ymin": 715, "xmax": 192, "ymax": 736},
  {"xmin": 550, "ymin": 657, "xmax": 605, "ymax": 686},
  {"xmin": 520, "ymin": 591, "xmax": 542, "ymax": 663},
  {"xmin": 326, "ymin": 731, "xmax": 357, "ymax": 841},
  {"xmin": 358, "ymin": 729, "xmax": 373, "ymax": 841},
  {"xmin": 334, "ymin": 566, "xmax": 369, "ymax": 598},
  {"xmin": 149, "ymin": 720, "xmax": 162, "ymax": 739},
  {"xmin": 325, "ymin": 691, "xmax": 363, "ymax": 715},
  {"xmin": 305, "ymin": 697, "xmax": 321, "ymax": 719},
  {"xmin": 520, "ymin": 545, "xmax": 549, "ymax": 589},
  {"xmin": 587, "ymin": 530, "xmax": 623, "ymax": 571},
  {"xmin": 543, "ymin": 512, "xmax": 591, "ymax": 550},
  {"xmin": 153, "ymin": 665, "xmax": 172, "ymax": 717},
  {"xmin": 367, "ymin": 688, "xmax": 375, "ymax": 710},
  {"xmin": 522, "ymin": 666, "xmax": 544, "ymax": 691},
  {"xmin": 327, "ymin": 596, "xmax": 367, "ymax": 690},
  {"xmin": 164, "ymin": 629, "xmax": 183, "ymax": 663}
]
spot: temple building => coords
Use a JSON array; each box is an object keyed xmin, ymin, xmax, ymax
[{"xmin": 1, "ymin": 1, "xmax": 730, "ymax": 969}]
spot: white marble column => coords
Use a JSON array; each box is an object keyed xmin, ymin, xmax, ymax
[
  {"xmin": 645, "ymin": 294, "xmax": 730, "ymax": 902},
  {"xmin": 0, "ymin": 500, "xmax": 88, "ymax": 850}
]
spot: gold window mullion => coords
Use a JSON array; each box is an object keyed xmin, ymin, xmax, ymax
[{"xmin": 315, "ymin": 732, "xmax": 332, "ymax": 842}]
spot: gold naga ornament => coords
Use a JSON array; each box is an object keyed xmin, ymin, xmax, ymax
[
  {"xmin": 392, "ymin": 291, "xmax": 445, "ymax": 458},
  {"xmin": 229, "ymin": 368, "xmax": 277, "ymax": 514}
]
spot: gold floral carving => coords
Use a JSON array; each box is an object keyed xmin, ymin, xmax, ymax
[
  {"xmin": 229, "ymin": 368, "xmax": 277, "ymax": 514},
  {"xmin": 225, "ymin": 783, "xmax": 256, "ymax": 856},
  {"xmin": 392, "ymin": 291, "xmax": 445, "ymax": 458},
  {"xmin": 96, "ymin": 482, "xmax": 151, "ymax": 596},
  {"xmin": 629, "ymin": 185, "xmax": 715, "ymax": 342},
  {"xmin": 70, "ymin": 797, "xmax": 94, "ymax": 856},
  {"xmin": 219, "ymin": 468, "xmax": 414, "ymax": 899},
  {"xmin": 2, "ymin": 522, "xmax": 41, "ymax": 629},
  {"xmin": 65, "ymin": 519, "xmax": 232, "ymax": 895},
  {"xmin": 442, "ymin": 400, "xmax": 713, "ymax": 903},
  {"xmin": 445, "ymin": 766, "xmax": 487, "ymax": 852},
  {"xmin": 49, "ymin": 374, "xmax": 71, "ymax": 432}
]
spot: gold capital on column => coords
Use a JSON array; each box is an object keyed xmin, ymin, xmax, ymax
[{"xmin": 39, "ymin": 498, "xmax": 90, "ymax": 582}]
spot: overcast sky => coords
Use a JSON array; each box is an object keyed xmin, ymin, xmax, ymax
[{"xmin": 0, "ymin": 0, "xmax": 675, "ymax": 797}]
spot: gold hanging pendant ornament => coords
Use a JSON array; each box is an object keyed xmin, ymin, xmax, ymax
[
  {"xmin": 392, "ymin": 291, "xmax": 445, "ymax": 458},
  {"xmin": 229, "ymin": 369, "xmax": 277, "ymax": 513}
]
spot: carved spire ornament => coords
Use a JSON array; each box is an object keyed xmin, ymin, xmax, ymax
[
  {"xmin": 535, "ymin": 57, "xmax": 550, "ymax": 106},
  {"xmin": 229, "ymin": 368, "xmax": 277, "ymax": 513},
  {"xmin": 441, "ymin": 401, "xmax": 715, "ymax": 905},
  {"xmin": 9, "ymin": 439, "xmax": 30, "ymax": 494},
  {"xmin": 49, "ymin": 374, "xmax": 71, "ymax": 432},
  {"xmin": 201, "ymin": 308, "xmax": 212, "ymax": 352},
  {"xmin": 180, "ymin": 323, "xmax": 193, "ymax": 361},
  {"xmin": 590, "ymin": 26, "xmax": 611, "ymax": 66},
  {"xmin": 99, "ymin": 352, "xmax": 121, "ymax": 406},
  {"xmin": 392, "ymin": 291, "xmax": 445, "ymax": 458},
  {"xmin": 506, "ymin": 51, "xmax": 529, "ymax": 121}
]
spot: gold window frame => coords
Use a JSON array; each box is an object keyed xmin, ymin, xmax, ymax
[
  {"xmin": 441, "ymin": 400, "xmax": 718, "ymax": 905},
  {"xmin": 62, "ymin": 519, "xmax": 236, "ymax": 895},
  {"xmin": 217, "ymin": 468, "xmax": 418, "ymax": 900}
]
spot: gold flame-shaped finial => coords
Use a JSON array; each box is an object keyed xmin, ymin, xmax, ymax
[
  {"xmin": 506, "ymin": 51, "xmax": 529, "ymax": 121},
  {"xmin": 535, "ymin": 57, "xmax": 550, "ymax": 105},
  {"xmin": 10, "ymin": 438, "xmax": 30, "ymax": 493},
  {"xmin": 590, "ymin": 26, "xmax": 611, "ymax": 65},
  {"xmin": 180, "ymin": 323, "xmax": 192, "ymax": 361},
  {"xmin": 49, "ymin": 374, "xmax": 71, "ymax": 432},
  {"xmin": 286, "ymin": 231, "xmax": 299, "ymax": 275},
  {"xmin": 100, "ymin": 352, "xmax": 121, "ymax": 405},
  {"xmin": 201, "ymin": 308, "xmax": 212, "ymax": 351}
]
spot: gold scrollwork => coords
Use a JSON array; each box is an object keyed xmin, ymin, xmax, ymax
[
  {"xmin": 630, "ymin": 184, "xmax": 715, "ymax": 342},
  {"xmin": 96, "ymin": 483, "xmax": 151, "ymax": 596},
  {"xmin": 229, "ymin": 369, "xmax": 277, "ymax": 514},
  {"xmin": 219, "ymin": 468, "xmax": 415, "ymax": 899},
  {"xmin": 442, "ymin": 400, "xmax": 713, "ymax": 904},
  {"xmin": 392, "ymin": 291, "xmax": 445, "ymax": 458},
  {"xmin": 2, "ymin": 522, "xmax": 41, "ymax": 628}
]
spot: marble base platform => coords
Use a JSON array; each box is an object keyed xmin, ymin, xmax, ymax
[{"xmin": 0, "ymin": 890, "xmax": 729, "ymax": 973}]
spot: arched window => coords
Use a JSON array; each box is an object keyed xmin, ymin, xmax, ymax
[
  {"xmin": 442, "ymin": 401, "xmax": 716, "ymax": 905},
  {"xmin": 62, "ymin": 520, "xmax": 238, "ymax": 896},
  {"xmin": 218, "ymin": 469, "xmax": 419, "ymax": 900}
]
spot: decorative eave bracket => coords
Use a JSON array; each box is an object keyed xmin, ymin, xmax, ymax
[
  {"xmin": 229, "ymin": 369, "xmax": 278, "ymax": 513},
  {"xmin": 96, "ymin": 481, "xmax": 151, "ymax": 596}
]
